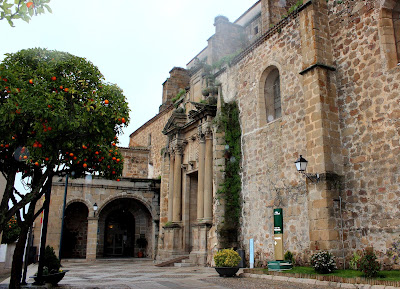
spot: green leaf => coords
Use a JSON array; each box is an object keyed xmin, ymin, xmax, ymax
[
  {"xmin": 22, "ymin": 14, "xmax": 29, "ymax": 22},
  {"xmin": 3, "ymin": 2, "xmax": 13, "ymax": 9},
  {"xmin": 44, "ymin": 4, "xmax": 51, "ymax": 13},
  {"xmin": 6, "ymin": 17, "xmax": 14, "ymax": 26},
  {"xmin": 19, "ymin": 4, "xmax": 26, "ymax": 13},
  {"xmin": 37, "ymin": 6, "xmax": 44, "ymax": 14},
  {"xmin": 28, "ymin": 6, "xmax": 33, "ymax": 16}
]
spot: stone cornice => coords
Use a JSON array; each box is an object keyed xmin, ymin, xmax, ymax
[{"xmin": 299, "ymin": 63, "xmax": 336, "ymax": 75}]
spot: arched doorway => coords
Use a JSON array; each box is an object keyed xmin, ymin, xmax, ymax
[
  {"xmin": 97, "ymin": 198, "xmax": 153, "ymax": 258},
  {"xmin": 104, "ymin": 210, "xmax": 135, "ymax": 257},
  {"xmin": 61, "ymin": 202, "xmax": 88, "ymax": 259}
]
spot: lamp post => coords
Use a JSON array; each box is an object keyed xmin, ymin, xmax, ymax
[
  {"xmin": 93, "ymin": 203, "xmax": 98, "ymax": 217},
  {"xmin": 294, "ymin": 155, "xmax": 319, "ymax": 183},
  {"xmin": 59, "ymin": 171, "xmax": 74, "ymax": 260}
]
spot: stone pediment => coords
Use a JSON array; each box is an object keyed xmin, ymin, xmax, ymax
[
  {"xmin": 162, "ymin": 111, "xmax": 187, "ymax": 135},
  {"xmin": 188, "ymin": 102, "xmax": 217, "ymax": 122},
  {"xmin": 163, "ymin": 102, "xmax": 217, "ymax": 136}
]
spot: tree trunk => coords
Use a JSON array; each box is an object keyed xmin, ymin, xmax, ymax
[
  {"xmin": 8, "ymin": 198, "xmax": 37, "ymax": 289},
  {"xmin": 0, "ymin": 168, "xmax": 17, "ymax": 236},
  {"xmin": 8, "ymin": 222, "xmax": 29, "ymax": 289}
]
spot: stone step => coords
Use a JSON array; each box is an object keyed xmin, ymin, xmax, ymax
[
  {"xmin": 155, "ymin": 256, "xmax": 189, "ymax": 267},
  {"xmin": 174, "ymin": 262, "xmax": 195, "ymax": 267}
]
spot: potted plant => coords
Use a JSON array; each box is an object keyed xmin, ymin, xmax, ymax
[
  {"xmin": 213, "ymin": 248, "xmax": 241, "ymax": 277},
  {"xmin": 33, "ymin": 246, "xmax": 68, "ymax": 286},
  {"xmin": 136, "ymin": 235, "xmax": 148, "ymax": 258}
]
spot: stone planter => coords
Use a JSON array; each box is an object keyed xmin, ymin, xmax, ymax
[{"xmin": 215, "ymin": 267, "xmax": 239, "ymax": 277}]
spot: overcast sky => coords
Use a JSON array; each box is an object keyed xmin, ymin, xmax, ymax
[{"xmin": 1, "ymin": 0, "xmax": 256, "ymax": 147}]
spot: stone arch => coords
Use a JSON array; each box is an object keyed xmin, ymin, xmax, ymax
[
  {"xmin": 379, "ymin": 0, "xmax": 400, "ymax": 68},
  {"xmin": 98, "ymin": 193, "xmax": 156, "ymax": 220},
  {"xmin": 61, "ymin": 201, "xmax": 89, "ymax": 258},
  {"xmin": 96, "ymin": 196, "xmax": 154, "ymax": 258},
  {"xmin": 65, "ymin": 198, "xmax": 96, "ymax": 218},
  {"xmin": 258, "ymin": 64, "xmax": 282, "ymax": 126}
]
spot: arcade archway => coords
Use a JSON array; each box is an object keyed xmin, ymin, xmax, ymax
[
  {"xmin": 97, "ymin": 198, "xmax": 153, "ymax": 258},
  {"xmin": 61, "ymin": 202, "xmax": 88, "ymax": 259}
]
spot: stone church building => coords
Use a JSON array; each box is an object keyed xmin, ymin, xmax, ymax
[{"xmin": 34, "ymin": 0, "xmax": 400, "ymax": 268}]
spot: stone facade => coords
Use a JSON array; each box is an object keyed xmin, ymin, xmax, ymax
[
  {"xmin": 129, "ymin": 0, "xmax": 400, "ymax": 268},
  {"xmin": 34, "ymin": 0, "xmax": 400, "ymax": 267},
  {"xmin": 33, "ymin": 147, "xmax": 161, "ymax": 260}
]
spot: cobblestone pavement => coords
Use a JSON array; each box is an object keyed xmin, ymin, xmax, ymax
[{"xmin": 0, "ymin": 259, "xmax": 396, "ymax": 289}]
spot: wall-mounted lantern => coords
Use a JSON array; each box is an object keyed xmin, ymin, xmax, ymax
[
  {"xmin": 93, "ymin": 203, "xmax": 98, "ymax": 217},
  {"xmin": 294, "ymin": 155, "xmax": 319, "ymax": 183}
]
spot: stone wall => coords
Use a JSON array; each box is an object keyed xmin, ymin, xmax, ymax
[
  {"xmin": 129, "ymin": 107, "xmax": 174, "ymax": 179},
  {"xmin": 120, "ymin": 147, "xmax": 149, "ymax": 178},
  {"xmin": 328, "ymin": 0, "xmax": 400, "ymax": 258},
  {"xmin": 128, "ymin": 0, "xmax": 400, "ymax": 267},
  {"xmin": 161, "ymin": 67, "xmax": 190, "ymax": 109},
  {"xmin": 219, "ymin": 8, "xmax": 312, "ymax": 264},
  {"xmin": 207, "ymin": 16, "xmax": 246, "ymax": 65}
]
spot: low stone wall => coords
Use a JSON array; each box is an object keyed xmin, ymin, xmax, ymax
[{"xmin": 243, "ymin": 268, "xmax": 400, "ymax": 288}]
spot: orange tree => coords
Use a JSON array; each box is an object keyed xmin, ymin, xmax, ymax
[
  {"xmin": 0, "ymin": 0, "xmax": 52, "ymax": 26},
  {"xmin": 0, "ymin": 48, "xmax": 129, "ymax": 287}
]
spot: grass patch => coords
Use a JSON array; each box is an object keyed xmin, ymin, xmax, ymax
[{"xmin": 262, "ymin": 266, "xmax": 400, "ymax": 281}]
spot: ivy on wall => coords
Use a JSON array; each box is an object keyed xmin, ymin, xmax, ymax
[{"xmin": 217, "ymin": 100, "xmax": 242, "ymax": 248}]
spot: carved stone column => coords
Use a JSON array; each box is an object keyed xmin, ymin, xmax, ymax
[
  {"xmin": 197, "ymin": 133, "xmax": 205, "ymax": 221},
  {"xmin": 168, "ymin": 153, "xmax": 174, "ymax": 222},
  {"xmin": 172, "ymin": 147, "xmax": 183, "ymax": 222},
  {"xmin": 203, "ymin": 130, "xmax": 213, "ymax": 222}
]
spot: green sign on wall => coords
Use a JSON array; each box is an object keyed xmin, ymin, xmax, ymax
[{"xmin": 273, "ymin": 208, "xmax": 283, "ymax": 234}]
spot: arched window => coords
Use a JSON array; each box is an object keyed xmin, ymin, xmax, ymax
[
  {"xmin": 263, "ymin": 68, "xmax": 281, "ymax": 123},
  {"xmin": 380, "ymin": 0, "xmax": 400, "ymax": 68},
  {"xmin": 393, "ymin": 3, "xmax": 400, "ymax": 62}
]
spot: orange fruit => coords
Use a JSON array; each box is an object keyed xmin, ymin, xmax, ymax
[
  {"xmin": 26, "ymin": 2, "xmax": 33, "ymax": 8},
  {"xmin": 51, "ymin": 76, "xmax": 56, "ymax": 81},
  {"xmin": 83, "ymin": 163, "xmax": 87, "ymax": 168},
  {"xmin": 28, "ymin": 79, "xmax": 33, "ymax": 84},
  {"xmin": 104, "ymin": 100, "xmax": 109, "ymax": 104}
]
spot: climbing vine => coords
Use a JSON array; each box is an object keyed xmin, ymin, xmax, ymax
[{"xmin": 217, "ymin": 100, "xmax": 242, "ymax": 248}]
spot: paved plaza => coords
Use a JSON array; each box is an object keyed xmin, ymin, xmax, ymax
[{"xmin": 0, "ymin": 259, "xmax": 398, "ymax": 288}]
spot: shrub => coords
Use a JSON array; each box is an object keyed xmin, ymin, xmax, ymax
[
  {"xmin": 387, "ymin": 237, "xmax": 400, "ymax": 264},
  {"xmin": 43, "ymin": 246, "xmax": 61, "ymax": 274},
  {"xmin": 284, "ymin": 251, "xmax": 295, "ymax": 264},
  {"xmin": 213, "ymin": 248, "xmax": 241, "ymax": 267},
  {"xmin": 349, "ymin": 251, "xmax": 361, "ymax": 270},
  {"xmin": 1, "ymin": 216, "xmax": 20, "ymax": 244},
  {"xmin": 310, "ymin": 251, "xmax": 336, "ymax": 274},
  {"xmin": 359, "ymin": 248, "xmax": 380, "ymax": 278}
]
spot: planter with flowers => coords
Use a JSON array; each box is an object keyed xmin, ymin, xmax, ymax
[{"xmin": 213, "ymin": 248, "xmax": 241, "ymax": 277}]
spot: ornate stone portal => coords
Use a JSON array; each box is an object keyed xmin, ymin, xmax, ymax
[{"xmin": 158, "ymin": 102, "xmax": 217, "ymax": 264}]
